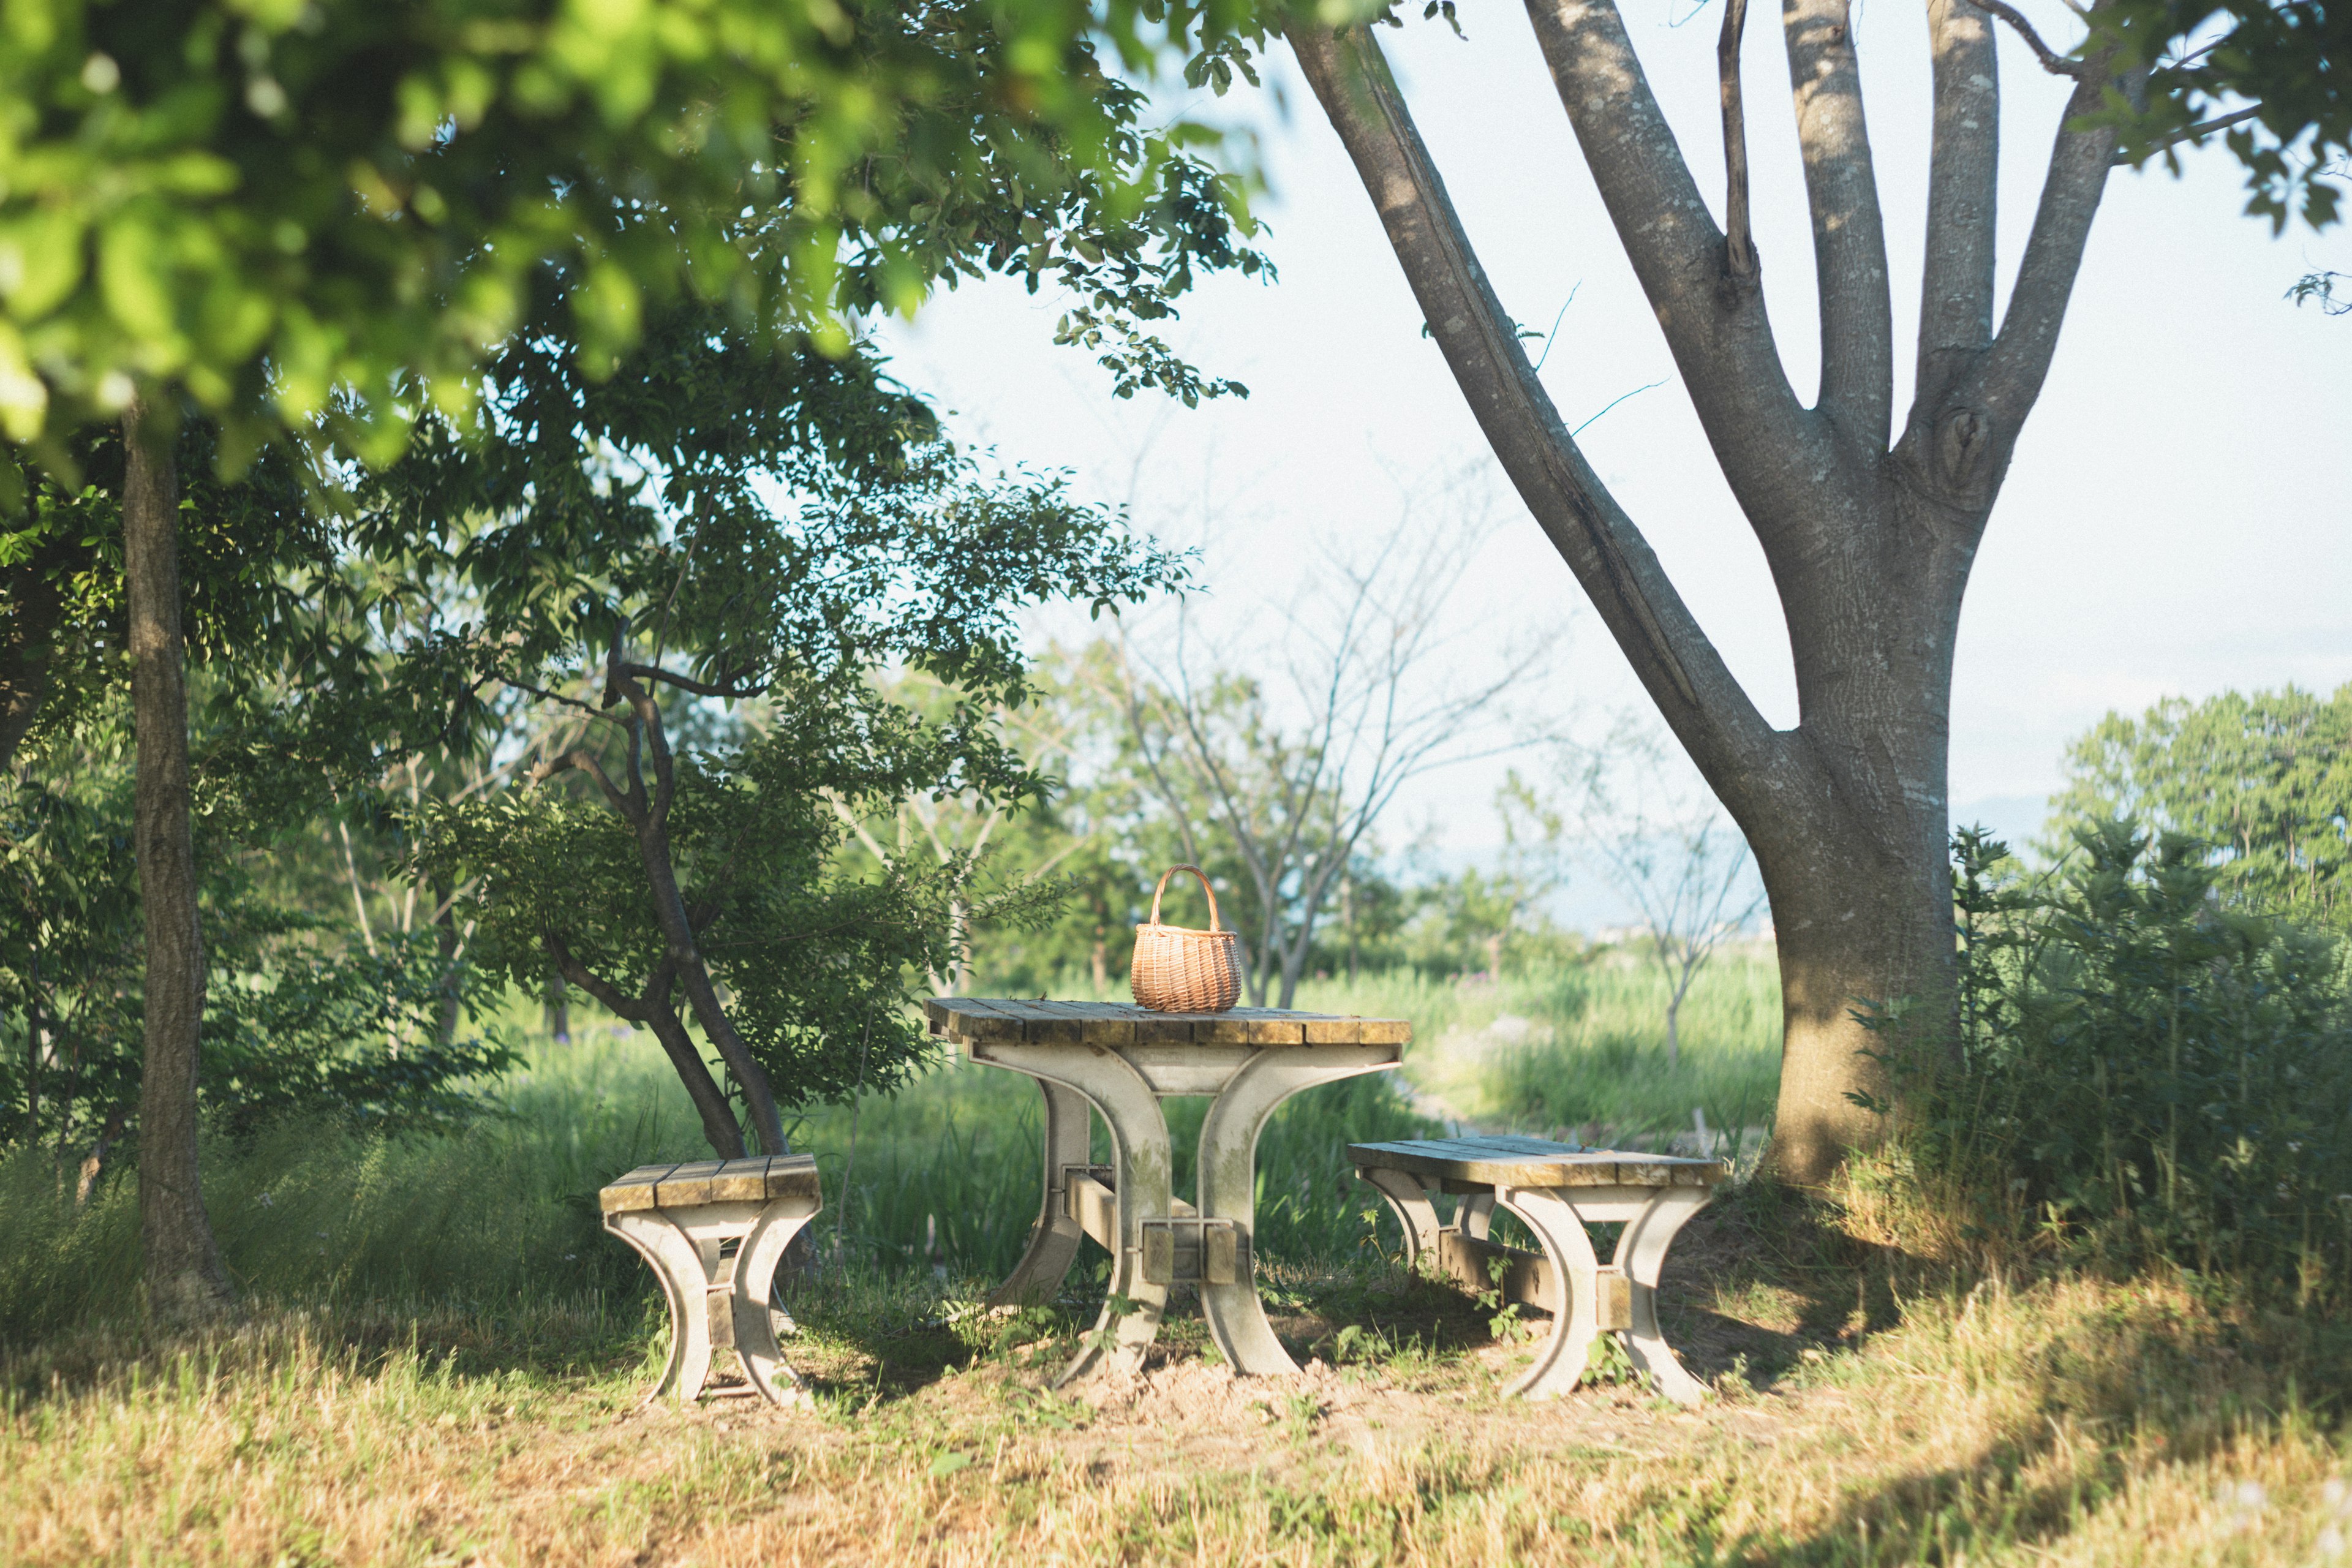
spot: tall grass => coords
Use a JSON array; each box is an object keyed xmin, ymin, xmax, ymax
[
  {"xmin": 0, "ymin": 1017, "xmax": 1434, "ymax": 1340},
  {"xmin": 1340, "ymin": 954, "xmax": 1784, "ymax": 1153}
]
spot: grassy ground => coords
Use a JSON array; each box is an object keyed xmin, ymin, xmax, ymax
[{"xmin": 4, "ymin": 974, "xmax": 2347, "ymax": 1564}]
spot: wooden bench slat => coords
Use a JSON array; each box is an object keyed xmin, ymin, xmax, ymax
[
  {"xmin": 600, "ymin": 1153, "xmax": 824, "ymax": 1212},
  {"xmin": 1350, "ymin": 1136, "xmax": 1727, "ymax": 1188},
  {"xmin": 598, "ymin": 1163, "xmax": 679, "ymax": 1213}
]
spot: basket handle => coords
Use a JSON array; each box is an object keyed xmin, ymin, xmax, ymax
[{"xmin": 1147, "ymin": 864, "xmax": 1224, "ymax": 933}]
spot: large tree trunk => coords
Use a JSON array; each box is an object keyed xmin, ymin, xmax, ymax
[
  {"xmin": 122, "ymin": 393, "xmax": 237, "ymax": 1327},
  {"xmin": 1287, "ymin": 9, "xmax": 2128, "ymax": 1183}
]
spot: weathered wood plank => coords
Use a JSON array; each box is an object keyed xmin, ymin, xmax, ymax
[
  {"xmin": 654, "ymin": 1159, "xmax": 728, "ymax": 1207},
  {"xmin": 764, "ymin": 1152, "xmax": 822, "ymax": 1200},
  {"xmin": 704, "ymin": 1157, "xmax": 774, "ymax": 1204},
  {"xmin": 598, "ymin": 1163, "xmax": 678, "ymax": 1213},
  {"xmin": 1350, "ymin": 1136, "xmax": 1727, "ymax": 1189}
]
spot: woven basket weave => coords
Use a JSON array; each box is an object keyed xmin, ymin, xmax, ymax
[{"xmin": 1130, "ymin": 865, "xmax": 1242, "ymax": 1013}]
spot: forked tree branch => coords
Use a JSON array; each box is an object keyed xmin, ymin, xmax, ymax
[
  {"xmin": 1718, "ymin": 0, "xmax": 1758, "ymax": 284},
  {"xmin": 1964, "ymin": 0, "xmax": 2087, "ymax": 77},
  {"xmin": 1782, "ymin": 0, "xmax": 1896, "ymax": 447},
  {"xmin": 1515, "ymin": 0, "xmax": 1823, "ymax": 486},
  {"xmin": 1967, "ymin": 45, "xmax": 2141, "ymax": 445},
  {"xmin": 531, "ymin": 747, "xmax": 635, "ymax": 820},
  {"xmin": 619, "ymin": 660, "xmax": 763, "ymax": 700},
  {"xmin": 1286, "ymin": 22, "xmax": 1785, "ymax": 809}
]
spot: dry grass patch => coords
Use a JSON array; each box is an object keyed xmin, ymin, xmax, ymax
[{"xmin": 4, "ymin": 1224, "xmax": 2348, "ymax": 1567}]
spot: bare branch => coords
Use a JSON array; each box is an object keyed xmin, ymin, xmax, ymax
[
  {"xmin": 502, "ymin": 676, "xmax": 617, "ymax": 720},
  {"xmin": 619, "ymin": 661, "xmax": 763, "ymax": 701},
  {"xmin": 1285, "ymin": 23, "xmax": 1787, "ymax": 809},
  {"xmin": 1919, "ymin": 0, "xmax": 2001, "ymax": 401},
  {"xmin": 1718, "ymin": 0, "xmax": 1758, "ymax": 283},
  {"xmin": 529, "ymin": 747, "xmax": 636, "ymax": 820},
  {"xmin": 1964, "ymin": 0, "xmax": 2087, "ymax": 77},
  {"xmin": 1782, "ymin": 0, "xmax": 1896, "ymax": 448},
  {"xmin": 2114, "ymin": 104, "xmax": 2261, "ymax": 162}
]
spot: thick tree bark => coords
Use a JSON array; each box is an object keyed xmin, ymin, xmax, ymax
[
  {"xmin": 122, "ymin": 393, "xmax": 237, "ymax": 1326},
  {"xmin": 1288, "ymin": 13, "xmax": 2128, "ymax": 1182}
]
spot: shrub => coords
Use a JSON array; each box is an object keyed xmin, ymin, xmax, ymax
[{"xmin": 1875, "ymin": 823, "xmax": 2352, "ymax": 1303}]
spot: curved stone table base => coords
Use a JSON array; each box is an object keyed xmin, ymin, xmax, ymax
[
  {"xmin": 928, "ymin": 998, "xmax": 1411, "ymax": 1387},
  {"xmin": 600, "ymin": 1155, "xmax": 823, "ymax": 1406}
]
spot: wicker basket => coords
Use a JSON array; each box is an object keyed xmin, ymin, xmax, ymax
[{"xmin": 1130, "ymin": 865, "xmax": 1242, "ymax": 1013}]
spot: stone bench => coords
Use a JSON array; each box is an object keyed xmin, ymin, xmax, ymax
[
  {"xmin": 1351, "ymin": 1135, "xmax": 1726, "ymax": 1404},
  {"xmin": 600, "ymin": 1155, "xmax": 822, "ymax": 1406}
]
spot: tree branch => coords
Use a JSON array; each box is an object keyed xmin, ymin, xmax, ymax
[
  {"xmin": 1718, "ymin": 0, "xmax": 1758, "ymax": 284},
  {"xmin": 1967, "ymin": 43, "xmax": 2140, "ymax": 448},
  {"xmin": 619, "ymin": 660, "xmax": 764, "ymax": 700},
  {"xmin": 1919, "ymin": 0, "xmax": 2002, "ymax": 401},
  {"xmin": 549, "ymin": 938, "xmax": 745, "ymax": 1159},
  {"xmin": 530, "ymin": 747, "xmax": 636, "ymax": 820},
  {"xmin": 1782, "ymin": 0, "xmax": 1896, "ymax": 448},
  {"xmin": 1964, "ymin": 0, "xmax": 2087, "ymax": 77},
  {"xmin": 1515, "ymin": 0, "xmax": 1823, "ymax": 480},
  {"xmin": 1286, "ymin": 22, "xmax": 1785, "ymax": 808},
  {"xmin": 2114, "ymin": 104, "xmax": 2262, "ymax": 162}
]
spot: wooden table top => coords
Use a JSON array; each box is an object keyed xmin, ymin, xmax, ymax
[{"xmin": 925, "ymin": 997, "xmax": 1412, "ymax": 1047}]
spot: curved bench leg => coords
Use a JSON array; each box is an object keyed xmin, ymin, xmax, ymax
[
  {"xmin": 1493, "ymin": 1186, "xmax": 1602, "ymax": 1400},
  {"xmin": 605, "ymin": 1210, "xmax": 714, "ymax": 1404},
  {"xmin": 1458, "ymin": 1191, "xmax": 1496, "ymax": 1240},
  {"xmin": 734, "ymin": 1193, "xmax": 822, "ymax": 1406},
  {"xmin": 1199, "ymin": 1047, "xmax": 1398, "ymax": 1375},
  {"xmin": 1357, "ymin": 1166, "xmax": 1442, "ymax": 1271},
  {"xmin": 1613, "ymin": 1186, "xmax": 1713, "ymax": 1404},
  {"xmin": 986, "ymin": 1079, "xmax": 1094, "ymax": 1310}
]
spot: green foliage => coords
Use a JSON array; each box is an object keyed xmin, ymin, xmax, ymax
[
  {"xmin": 201, "ymin": 922, "xmax": 519, "ymax": 1139},
  {"xmin": 2095, "ymin": 0, "xmax": 2348, "ymax": 232},
  {"xmin": 374, "ymin": 307, "xmax": 1180, "ymax": 1127},
  {"xmin": 1901, "ymin": 824, "xmax": 2352, "ymax": 1303},
  {"xmin": 3, "ymin": 712, "xmax": 514, "ymax": 1157},
  {"xmin": 2045, "ymin": 684, "xmax": 2352, "ymax": 929},
  {"xmin": 0, "ymin": 0, "xmax": 1268, "ymax": 457}
]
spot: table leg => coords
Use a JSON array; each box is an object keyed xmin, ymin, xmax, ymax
[
  {"xmin": 1458, "ymin": 1191, "xmax": 1496, "ymax": 1239},
  {"xmin": 1197, "ymin": 1047, "xmax": 1398, "ymax": 1375},
  {"xmin": 1611, "ymin": 1186, "xmax": 1712, "ymax": 1404},
  {"xmin": 986, "ymin": 1077, "xmax": 1095, "ymax": 1310},
  {"xmin": 733, "ymin": 1192, "xmax": 822, "ymax": 1406},
  {"xmin": 1493, "ymin": 1186, "xmax": 1604, "ymax": 1400},
  {"xmin": 603, "ymin": 1210, "xmax": 714, "ymax": 1403},
  {"xmin": 986, "ymin": 1052, "xmax": 1172, "ymax": 1384}
]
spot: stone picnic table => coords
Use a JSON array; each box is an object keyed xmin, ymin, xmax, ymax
[{"xmin": 924, "ymin": 996, "xmax": 1410, "ymax": 1384}]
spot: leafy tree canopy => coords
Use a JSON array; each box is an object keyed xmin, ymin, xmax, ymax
[
  {"xmin": 0, "ymin": 0, "xmax": 1268, "ymax": 469},
  {"xmin": 2046, "ymin": 684, "xmax": 2352, "ymax": 928},
  {"xmin": 2095, "ymin": 0, "xmax": 2349, "ymax": 230},
  {"xmin": 360, "ymin": 296, "xmax": 1182, "ymax": 1152}
]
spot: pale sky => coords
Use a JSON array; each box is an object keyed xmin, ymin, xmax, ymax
[{"xmin": 877, "ymin": 0, "xmax": 2350, "ymax": 887}]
